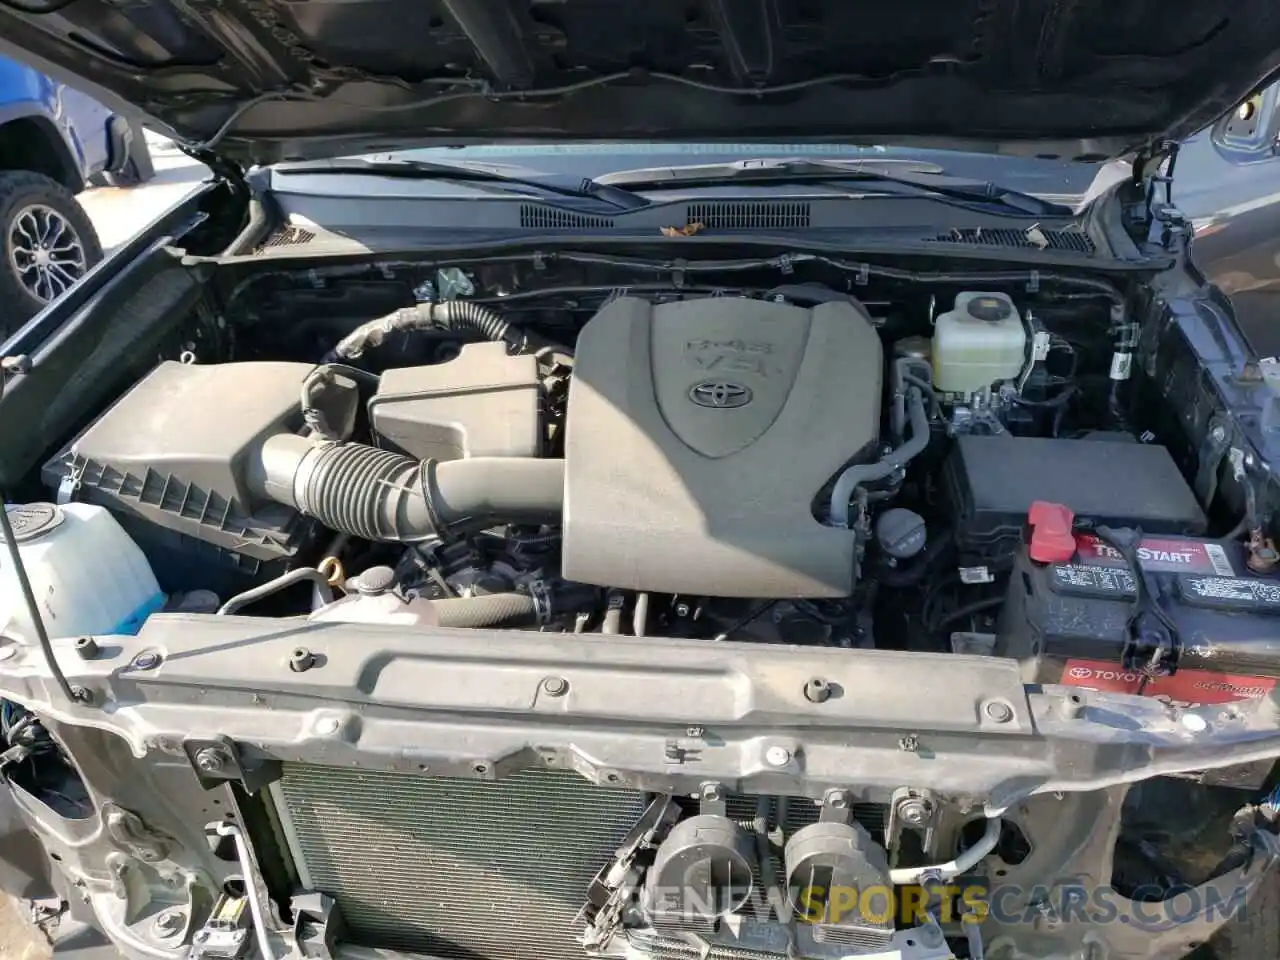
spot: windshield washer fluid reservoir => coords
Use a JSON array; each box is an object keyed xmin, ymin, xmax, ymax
[
  {"xmin": 932, "ymin": 292, "xmax": 1027, "ymax": 394},
  {"xmin": 1, "ymin": 503, "xmax": 163, "ymax": 643}
]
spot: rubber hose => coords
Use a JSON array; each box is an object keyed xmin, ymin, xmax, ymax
[
  {"xmin": 829, "ymin": 387, "xmax": 931, "ymax": 528},
  {"xmin": 249, "ymin": 434, "xmax": 563, "ymax": 542},
  {"xmin": 880, "ymin": 526, "xmax": 954, "ymax": 588},
  {"xmin": 433, "ymin": 592, "xmax": 538, "ymax": 628},
  {"xmin": 326, "ymin": 301, "xmax": 516, "ymax": 361}
]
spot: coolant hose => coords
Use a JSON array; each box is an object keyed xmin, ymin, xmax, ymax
[
  {"xmin": 249, "ymin": 433, "xmax": 563, "ymax": 542},
  {"xmin": 829, "ymin": 386, "xmax": 931, "ymax": 528},
  {"xmin": 433, "ymin": 592, "xmax": 539, "ymax": 628},
  {"xmin": 325, "ymin": 301, "xmax": 519, "ymax": 361}
]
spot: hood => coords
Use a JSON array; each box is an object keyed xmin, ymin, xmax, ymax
[{"xmin": 2, "ymin": 0, "xmax": 1279, "ymax": 166}]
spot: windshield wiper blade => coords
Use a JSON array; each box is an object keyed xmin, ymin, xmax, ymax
[
  {"xmin": 597, "ymin": 158, "xmax": 1071, "ymax": 216},
  {"xmin": 275, "ymin": 157, "xmax": 651, "ymax": 211}
]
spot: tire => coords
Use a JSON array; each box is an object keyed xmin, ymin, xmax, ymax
[
  {"xmin": 100, "ymin": 121, "xmax": 155, "ymax": 188},
  {"xmin": 0, "ymin": 170, "xmax": 103, "ymax": 338},
  {"xmin": 1207, "ymin": 861, "xmax": 1280, "ymax": 958}
]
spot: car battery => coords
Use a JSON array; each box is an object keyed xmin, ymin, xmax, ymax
[
  {"xmin": 996, "ymin": 524, "xmax": 1280, "ymax": 787},
  {"xmin": 997, "ymin": 528, "xmax": 1280, "ymax": 710}
]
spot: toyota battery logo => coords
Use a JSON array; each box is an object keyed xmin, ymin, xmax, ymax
[
  {"xmin": 689, "ymin": 380, "xmax": 753, "ymax": 408},
  {"xmin": 1068, "ymin": 666, "xmax": 1094, "ymax": 680}
]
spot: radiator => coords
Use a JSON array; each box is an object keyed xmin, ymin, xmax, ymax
[
  {"xmin": 273, "ymin": 764, "xmax": 648, "ymax": 960},
  {"xmin": 271, "ymin": 764, "xmax": 887, "ymax": 960}
]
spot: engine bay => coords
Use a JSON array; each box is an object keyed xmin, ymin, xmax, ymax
[
  {"xmin": 31, "ymin": 253, "xmax": 1278, "ymax": 674},
  {"xmin": 5, "ymin": 248, "xmax": 1280, "ymax": 960}
]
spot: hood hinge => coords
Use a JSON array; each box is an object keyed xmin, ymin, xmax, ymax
[
  {"xmin": 183, "ymin": 144, "xmax": 250, "ymax": 197},
  {"xmin": 1132, "ymin": 139, "xmax": 1180, "ymax": 212},
  {"xmin": 1130, "ymin": 138, "xmax": 1185, "ymax": 247}
]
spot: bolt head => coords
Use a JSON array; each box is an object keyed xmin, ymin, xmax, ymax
[
  {"xmin": 899, "ymin": 799, "xmax": 930, "ymax": 825},
  {"xmin": 804, "ymin": 677, "xmax": 831, "ymax": 703},
  {"xmin": 1211, "ymin": 424, "xmax": 1227, "ymax": 442},
  {"xmin": 542, "ymin": 676, "xmax": 568, "ymax": 697},
  {"xmin": 1181, "ymin": 713, "xmax": 1209, "ymax": 733},
  {"xmin": 765, "ymin": 745, "xmax": 791, "ymax": 767},
  {"xmin": 195, "ymin": 748, "xmax": 226, "ymax": 774},
  {"xmin": 132, "ymin": 652, "xmax": 161, "ymax": 670},
  {"xmin": 152, "ymin": 909, "xmax": 186, "ymax": 936},
  {"xmin": 315, "ymin": 717, "xmax": 340, "ymax": 735}
]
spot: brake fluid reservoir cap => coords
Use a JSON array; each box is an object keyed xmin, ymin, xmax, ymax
[
  {"xmin": 5, "ymin": 503, "xmax": 64, "ymax": 543},
  {"xmin": 967, "ymin": 295, "xmax": 1014, "ymax": 323},
  {"xmin": 1028, "ymin": 501, "xmax": 1076, "ymax": 564}
]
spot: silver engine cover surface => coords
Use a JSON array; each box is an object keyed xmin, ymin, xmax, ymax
[{"xmin": 563, "ymin": 296, "xmax": 882, "ymax": 598}]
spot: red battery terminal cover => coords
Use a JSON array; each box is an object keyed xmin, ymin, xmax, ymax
[{"xmin": 1028, "ymin": 501, "xmax": 1077, "ymax": 563}]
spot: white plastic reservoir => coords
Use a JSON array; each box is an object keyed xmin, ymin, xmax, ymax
[
  {"xmin": 931, "ymin": 292, "xmax": 1027, "ymax": 394},
  {"xmin": 1, "ymin": 503, "xmax": 163, "ymax": 643}
]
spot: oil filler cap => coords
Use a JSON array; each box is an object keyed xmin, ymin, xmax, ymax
[
  {"xmin": 1028, "ymin": 501, "xmax": 1076, "ymax": 564},
  {"xmin": 5, "ymin": 503, "xmax": 64, "ymax": 543}
]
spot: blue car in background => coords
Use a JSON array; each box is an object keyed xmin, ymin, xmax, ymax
[{"xmin": 0, "ymin": 53, "xmax": 152, "ymax": 333}]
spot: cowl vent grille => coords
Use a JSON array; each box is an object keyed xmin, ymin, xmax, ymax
[
  {"xmin": 687, "ymin": 201, "xmax": 811, "ymax": 229},
  {"xmin": 520, "ymin": 205, "xmax": 615, "ymax": 229},
  {"xmin": 928, "ymin": 226, "xmax": 1094, "ymax": 253},
  {"xmin": 257, "ymin": 226, "xmax": 316, "ymax": 250}
]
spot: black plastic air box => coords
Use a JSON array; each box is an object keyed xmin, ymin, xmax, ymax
[
  {"xmin": 42, "ymin": 361, "xmax": 322, "ymax": 594},
  {"xmin": 944, "ymin": 435, "xmax": 1206, "ymax": 566}
]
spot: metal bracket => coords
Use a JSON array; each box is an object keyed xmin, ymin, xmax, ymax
[
  {"xmin": 183, "ymin": 737, "xmax": 281, "ymax": 794},
  {"xmin": 698, "ymin": 782, "xmax": 727, "ymax": 817},
  {"xmin": 1194, "ymin": 417, "xmax": 1232, "ymax": 505},
  {"xmin": 289, "ymin": 892, "xmax": 345, "ymax": 960},
  {"xmin": 887, "ymin": 787, "xmax": 939, "ymax": 855},
  {"xmin": 817, "ymin": 789, "xmax": 853, "ymax": 825}
]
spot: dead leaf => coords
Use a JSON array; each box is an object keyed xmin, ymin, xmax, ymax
[{"xmin": 661, "ymin": 222, "xmax": 706, "ymax": 237}]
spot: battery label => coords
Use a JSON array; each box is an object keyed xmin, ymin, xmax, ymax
[
  {"xmin": 1177, "ymin": 575, "xmax": 1280, "ymax": 614},
  {"xmin": 1049, "ymin": 564, "xmax": 1137, "ymax": 599},
  {"xmin": 1074, "ymin": 535, "xmax": 1236, "ymax": 576},
  {"xmin": 1061, "ymin": 658, "xmax": 1276, "ymax": 706}
]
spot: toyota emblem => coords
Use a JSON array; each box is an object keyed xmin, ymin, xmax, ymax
[
  {"xmin": 689, "ymin": 380, "xmax": 753, "ymax": 409},
  {"xmin": 1067, "ymin": 666, "xmax": 1093, "ymax": 680}
]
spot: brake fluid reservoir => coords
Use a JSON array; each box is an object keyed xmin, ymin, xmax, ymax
[
  {"xmin": 932, "ymin": 292, "xmax": 1027, "ymax": 394},
  {"xmin": 0, "ymin": 503, "xmax": 163, "ymax": 643}
]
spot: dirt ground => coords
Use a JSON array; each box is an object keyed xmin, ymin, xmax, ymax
[{"xmin": 0, "ymin": 896, "xmax": 49, "ymax": 960}]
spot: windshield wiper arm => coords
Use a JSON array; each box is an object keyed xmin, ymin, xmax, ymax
[
  {"xmin": 275, "ymin": 157, "xmax": 651, "ymax": 211},
  {"xmin": 597, "ymin": 158, "xmax": 1071, "ymax": 216}
]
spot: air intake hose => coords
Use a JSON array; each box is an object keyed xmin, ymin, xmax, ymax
[
  {"xmin": 248, "ymin": 434, "xmax": 563, "ymax": 542},
  {"xmin": 324, "ymin": 301, "xmax": 521, "ymax": 361}
]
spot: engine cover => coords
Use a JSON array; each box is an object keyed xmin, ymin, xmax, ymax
[{"xmin": 563, "ymin": 296, "xmax": 882, "ymax": 598}]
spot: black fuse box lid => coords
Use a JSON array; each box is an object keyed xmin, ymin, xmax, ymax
[{"xmin": 944, "ymin": 435, "xmax": 1207, "ymax": 564}]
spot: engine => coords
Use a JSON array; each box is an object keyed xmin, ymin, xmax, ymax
[
  {"xmin": 563, "ymin": 296, "xmax": 881, "ymax": 598},
  {"xmin": 44, "ymin": 293, "xmax": 889, "ymax": 623}
]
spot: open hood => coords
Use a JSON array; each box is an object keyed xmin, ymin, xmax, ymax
[{"xmin": 2, "ymin": 0, "xmax": 1280, "ymax": 166}]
